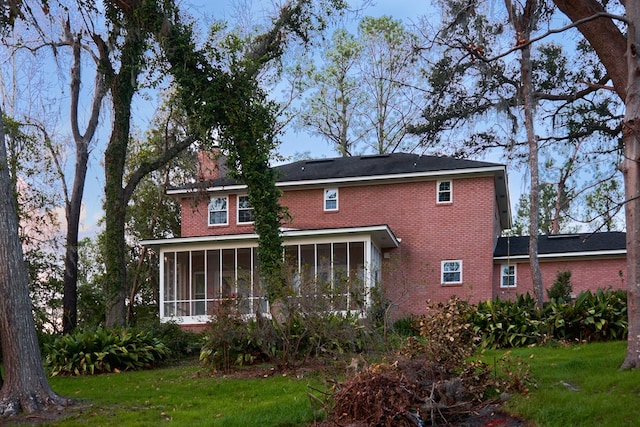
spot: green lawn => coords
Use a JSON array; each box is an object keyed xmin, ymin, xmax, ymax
[
  {"xmin": 485, "ymin": 341, "xmax": 640, "ymax": 427},
  {"xmin": 47, "ymin": 362, "xmax": 326, "ymax": 427},
  {"xmin": 33, "ymin": 341, "xmax": 640, "ymax": 426}
]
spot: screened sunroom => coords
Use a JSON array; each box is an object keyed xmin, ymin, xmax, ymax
[{"xmin": 141, "ymin": 225, "xmax": 400, "ymax": 325}]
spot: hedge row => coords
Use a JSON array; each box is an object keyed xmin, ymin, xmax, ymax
[
  {"xmin": 396, "ymin": 288, "xmax": 627, "ymax": 349},
  {"xmin": 471, "ymin": 288, "xmax": 627, "ymax": 348}
]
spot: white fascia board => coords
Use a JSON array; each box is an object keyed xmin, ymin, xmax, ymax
[
  {"xmin": 141, "ymin": 224, "xmax": 400, "ymax": 249},
  {"xmin": 166, "ymin": 166, "xmax": 506, "ymax": 195},
  {"xmin": 141, "ymin": 233, "xmax": 259, "ymax": 248},
  {"xmin": 494, "ymin": 249, "xmax": 627, "ymax": 262}
]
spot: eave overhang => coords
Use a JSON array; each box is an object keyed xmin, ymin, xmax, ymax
[{"xmin": 141, "ymin": 224, "xmax": 401, "ymax": 250}]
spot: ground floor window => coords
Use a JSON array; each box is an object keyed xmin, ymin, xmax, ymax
[
  {"xmin": 441, "ymin": 260, "xmax": 462, "ymax": 284},
  {"xmin": 161, "ymin": 240, "xmax": 374, "ymax": 321},
  {"xmin": 500, "ymin": 263, "xmax": 516, "ymax": 287}
]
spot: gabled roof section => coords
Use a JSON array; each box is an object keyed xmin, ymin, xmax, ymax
[{"xmin": 494, "ymin": 232, "xmax": 626, "ymax": 260}]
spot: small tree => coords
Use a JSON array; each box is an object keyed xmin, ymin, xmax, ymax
[{"xmin": 547, "ymin": 270, "xmax": 573, "ymax": 302}]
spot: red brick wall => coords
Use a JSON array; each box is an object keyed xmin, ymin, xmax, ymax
[
  {"xmin": 492, "ymin": 257, "xmax": 626, "ymax": 301},
  {"xmin": 179, "ymin": 175, "xmax": 502, "ymax": 318},
  {"xmin": 180, "ymin": 194, "xmax": 256, "ymax": 236}
]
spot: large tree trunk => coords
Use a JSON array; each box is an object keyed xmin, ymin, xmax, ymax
[
  {"xmin": 96, "ymin": 25, "xmax": 144, "ymax": 328},
  {"xmin": 620, "ymin": 3, "xmax": 640, "ymax": 370},
  {"xmin": 0, "ymin": 108, "xmax": 72, "ymax": 415},
  {"xmin": 552, "ymin": 0, "xmax": 640, "ymax": 368}
]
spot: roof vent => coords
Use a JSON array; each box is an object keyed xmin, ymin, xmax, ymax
[
  {"xmin": 305, "ymin": 159, "xmax": 333, "ymax": 164},
  {"xmin": 360, "ymin": 154, "xmax": 390, "ymax": 160},
  {"xmin": 547, "ymin": 234, "xmax": 580, "ymax": 239}
]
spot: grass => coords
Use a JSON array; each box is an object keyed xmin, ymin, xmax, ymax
[
  {"xmin": 46, "ymin": 361, "xmax": 327, "ymax": 427},
  {"xmin": 484, "ymin": 341, "xmax": 640, "ymax": 427},
  {"xmin": 33, "ymin": 341, "xmax": 640, "ymax": 426}
]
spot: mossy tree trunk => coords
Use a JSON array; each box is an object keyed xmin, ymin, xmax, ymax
[{"xmin": 93, "ymin": 12, "xmax": 146, "ymax": 327}]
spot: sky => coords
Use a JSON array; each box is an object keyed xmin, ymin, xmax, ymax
[{"xmin": 70, "ymin": 0, "xmax": 525, "ymax": 239}]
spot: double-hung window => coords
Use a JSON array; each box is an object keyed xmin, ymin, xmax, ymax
[
  {"xmin": 500, "ymin": 264, "xmax": 516, "ymax": 288},
  {"xmin": 237, "ymin": 195, "xmax": 255, "ymax": 224},
  {"xmin": 208, "ymin": 196, "xmax": 228, "ymax": 226},
  {"xmin": 437, "ymin": 180, "xmax": 452, "ymax": 203},
  {"xmin": 441, "ymin": 260, "xmax": 462, "ymax": 284},
  {"xmin": 324, "ymin": 188, "xmax": 338, "ymax": 211}
]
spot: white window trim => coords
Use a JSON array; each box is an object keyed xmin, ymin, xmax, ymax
[
  {"xmin": 500, "ymin": 263, "xmax": 517, "ymax": 288},
  {"xmin": 208, "ymin": 196, "xmax": 228, "ymax": 226},
  {"xmin": 436, "ymin": 180, "xmax": 452, "ymax": 204},
  {"xmin": 324, "ymin": 188, "xmax": 339, "ymax": 211},
  {"xmin": 441, "ymin": 259, "xmax": 462, "ymax": 284},
  {"xmin": 237, "ymin": 195, "xmax": 255, "ymax": 224}
]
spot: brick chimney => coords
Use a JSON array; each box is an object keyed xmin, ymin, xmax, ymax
[{"xmin": 197, "ymin": 150, "xmax": 227, "ymax": 181}]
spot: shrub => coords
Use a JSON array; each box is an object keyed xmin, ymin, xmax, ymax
[
  {"xmin": 200, "ymin": 303, "xmax": 377, "ymax": 371},
  {"xmin": 199, "ymin": 300, "xmax": 265, "ymax": 371},
  {"xmin": 547, "ymin": 270, "xmax": 573, "ymax": 302},
  {"xmin": 44, "ymin": 327, "xmax": 169, "ymax": 376},
  {"xmin": 545, "ymin": 288, "xmax": 627, "ymax": 342},
  {"xmin": 393, "ymin": 317, "xmax": 419, "ymax": 337},
  {"xmin": 301, "ymin": 311, "xmax": 373, "ymax": 359},
  {"xmin": 133, "ymin": 320, "xmax": 201, "ymax": 360},
  {"xmin": 472, "ymin": 293, "xmax": 543, "ymax": 349}
]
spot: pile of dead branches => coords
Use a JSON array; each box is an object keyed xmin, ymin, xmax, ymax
[
  {"xmin": 329, "ymin": 356, "xmax": 491, "ymax": 426},
  {"xmin": 320, "ymin": 298, "xmax": 535, "ymax": 426}
]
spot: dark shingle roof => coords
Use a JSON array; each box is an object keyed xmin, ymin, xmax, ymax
[
  {"xmin": 174, "ymin": 152, "xmax": 505, "ymax": 190},
  {"xmin": 494, "ymin": 232, "xmax": 626, "ymax": 257},
  {"xmin": 274, "ymin": 153, "xmax": 503, "ymax": 182}
]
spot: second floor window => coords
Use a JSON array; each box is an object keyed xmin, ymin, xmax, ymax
[
  {"xmin": 237, "ymin": 195, "xmax": 255, "ymax": 224},
  {"xmin": 324, "ymin": 188, "xmax": 338, "ymax": 211},
  {"xmin": 208, "ymin": 196, "xmax": 228, "ymax": 226},
  {"xmin": 437, "ymin": 180, "xmax": 452, "ymax": 203}
]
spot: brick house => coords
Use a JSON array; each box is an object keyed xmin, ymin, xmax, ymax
[{"xmin": 141, "ymin": 152, "xmax": 627, "ymax": 328}]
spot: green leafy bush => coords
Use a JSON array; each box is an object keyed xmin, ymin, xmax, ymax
[
  {"xmin": 133, "ymin": 320, "xmax": 201, "ymax": 359},
  {"xmin": 472, "ymin": 294, "xmax": 544, "ymax": 349},
  {"xmin": 300, "ymin": 312, "xmax": 373, "ymax": 359},
  {"xmin": 545, "ymin": 288, "xmax": 627, "ymax": 342},
  {"xmin": 470, "ymin": 289, "xmax": 627, "ymax": 349},
  {"xmin": 44, "ymin": 327, "xmax": 169, "ymax": 376},
  {"xmin": 547, "ymin": 270, "xmax": 573, "ymax": 302},
  {"xmin": 393, "ymin": 316, "xmax": 419, "ymax": 337},
  {"xmin": 199, "ymin": 301, "xmax": 265, "ymax": 371}
]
